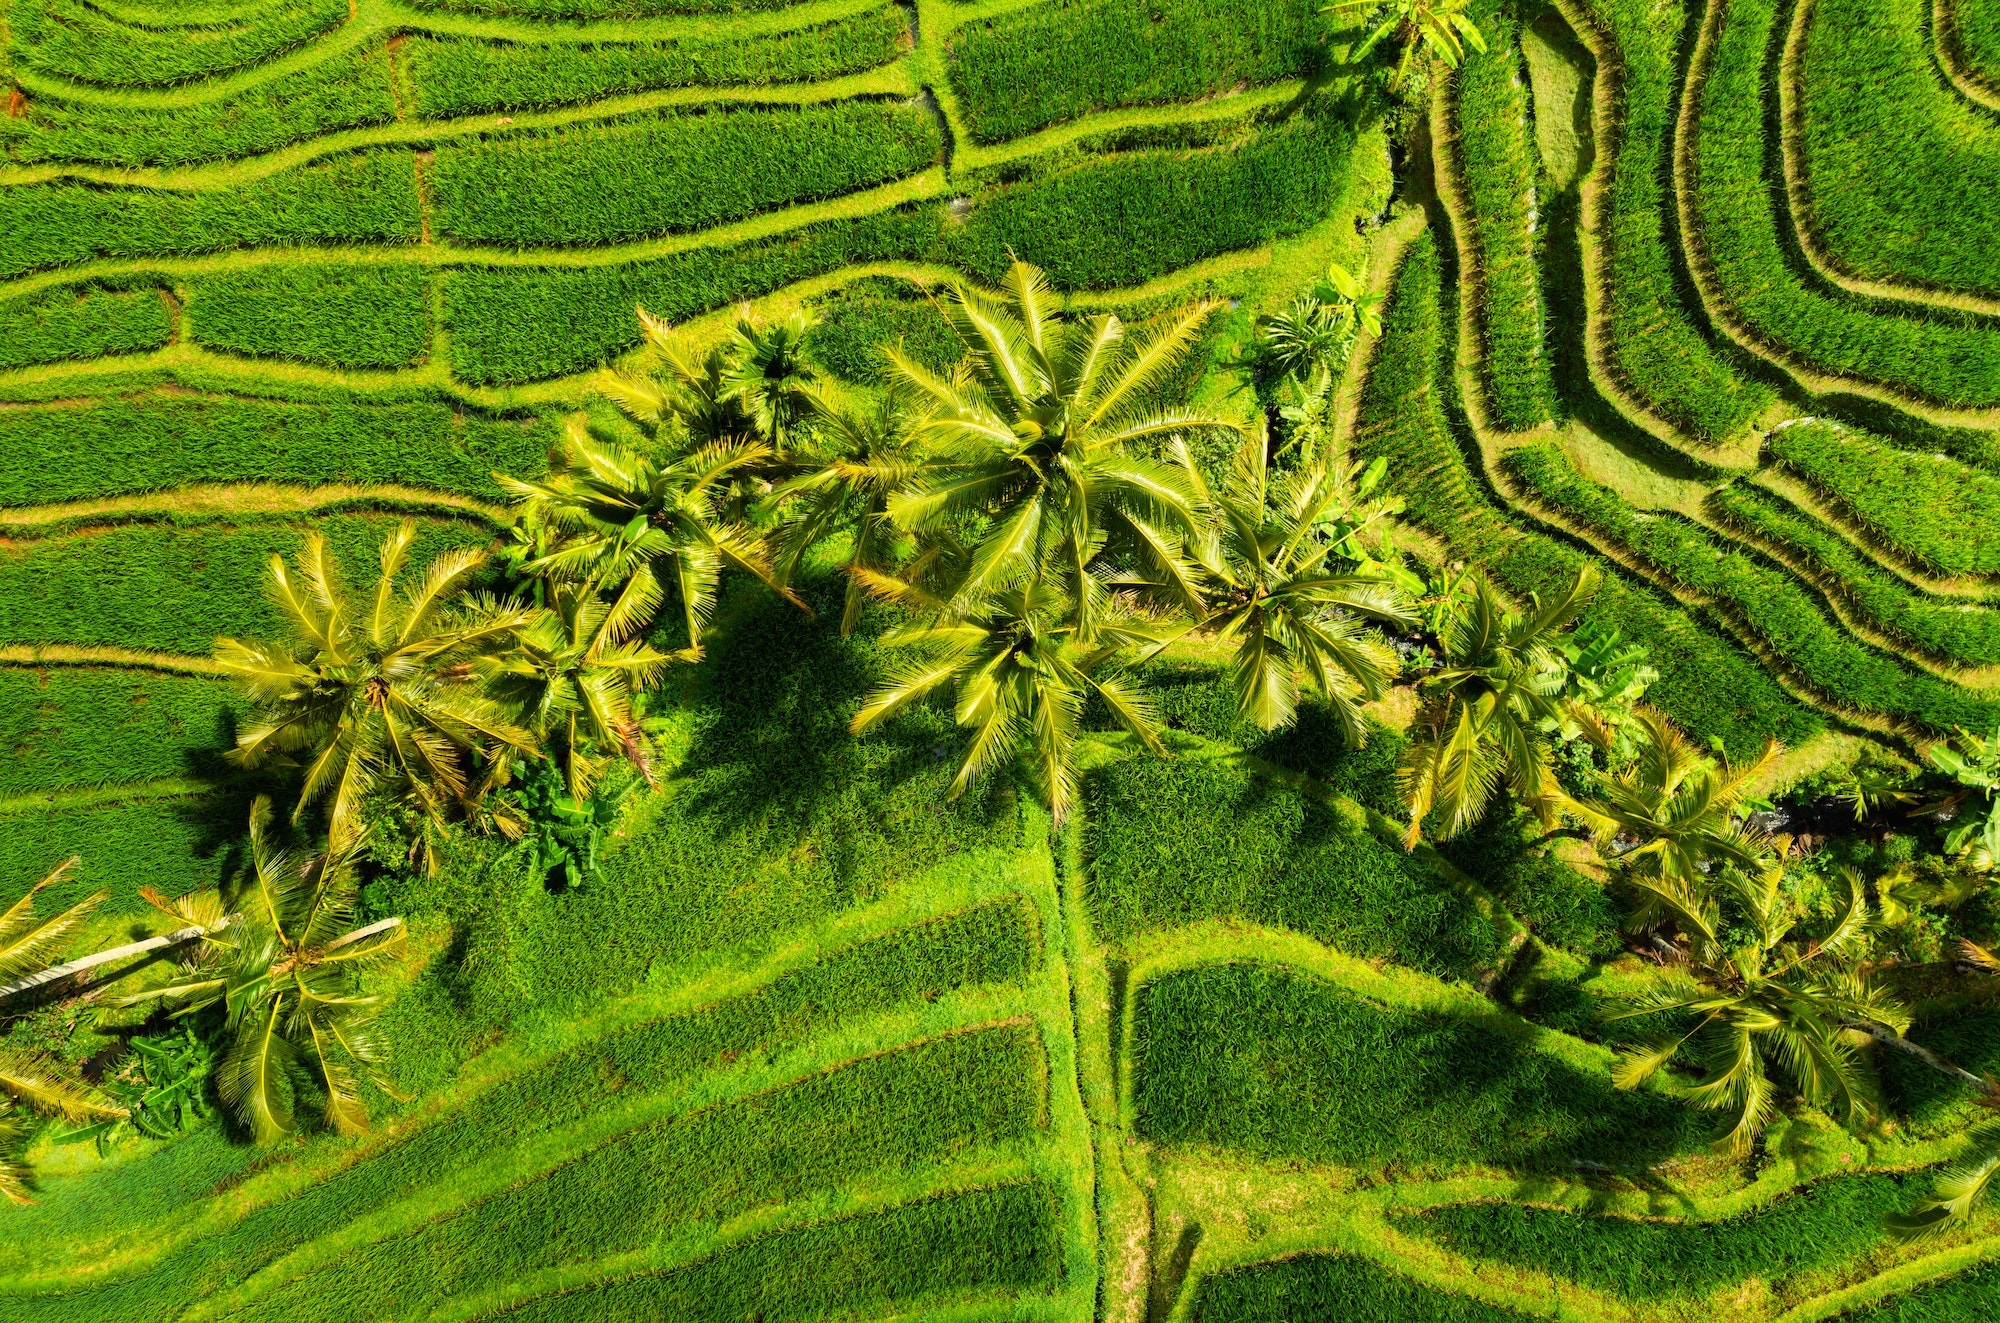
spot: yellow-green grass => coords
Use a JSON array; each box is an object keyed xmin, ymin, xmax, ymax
[{"xmin": 1941, "ymin": 0, "xmax": 2000, "ymax": 106}]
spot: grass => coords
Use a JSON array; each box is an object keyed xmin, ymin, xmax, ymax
[
  {"xmin": 1084, "ymin": 755, "xmax": 1504, "ymax": 983},
  {"xmin": 0, "ymin": 790, "xmax": 249, "ymax": 915},
  {"xmin": 1397, "ymin": 1174, "xmax": 1923, "ymax": 1301},
  {"xmin": 1767, "ymin": 421, "xmax": 2000, "ymax": 578},
  {"xmin": 801, "ymin": 275, "xmax": 960, "ymax": 381},
  {"xmin": 184, "ymin": 264, "xmax": 432, "ymax": 369},
  {"xmin": 1838, "ymin": 1256, "xmax": 2000, "ymax": 1320},
  {"xmin": 0, "ymin": 391, "xmax": 549, "ymax": 507},
  {"xmin": 0, "ymin": 667, "xmax": 240, "ymax": 798},
  {"xmin": 428, "ymin": 100, "xmax": 942, "ymax": 247},
  {"xmin": 1129, "ymin": 961, "xmax": 1700, "ymax": 1169},
  {"xmin": 1196, "ymin": 1251, "xmax": 1541, "ymax": 1323},
  {"xmin": 0, "ymin": 280, "xmax": 172, "ymax": 371},
  {"xmin": 1950, "ymin": 0, "xmax": 2000, "ymax": 87},
  {"xmin": 5, "ymin": 0, "xmax": 346, "ymax": 87}
]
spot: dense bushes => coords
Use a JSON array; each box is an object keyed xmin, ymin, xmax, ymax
[
  {"xmin": 1686, "ymin": 0, "xmax": 2000, "ymax": 409},
  {"xmin": 945, "ymin": 0, "xmax": 1324, "ymax": 143},
  {"xmin": 0, "ymin": 393, "xmax": 549, "ymax": 505},
  {"xmin": 1086, "ymin": 756, "xmax": 1501, "ymax": 980},
  {"xmin": 1349, "ymin": 231, "xmax": 1819, "ymax": 757},
  {"xmin": 1443, "ymin": 13, "xmax": 1557, "ymax": 430},
  {"xmin": 441, "ymin": 205, "xmax": 946, "ymax": 384},
  {"xmin": 1707, "ymin": 481, "xmax": 2000, "ymax": 668},
  {"xmin": 1796, "ymin": 0, "xmax": 2000, "ymax": 301},
  {"xmin": 401, "ymin": 8, "xmax": 906, "ymax": 118},
  {"xmin": 0, "ymin": 152, "xmax": 420, "ymax": 280},
  {"xmin": 0, "ymin": 281, "xmax": 172, "ymax": 371},
  {"xmin": 1130, "ymin": 962, "xmax": 1701, "ymax": 1168},
  {"xmin": 1198, "ymin": 1253, "xmax": 1539, "ymax": 1323},
  {"xmin": 1569, "ymin": 0, "xmax": 1771, "ymax": 444},
  {"xmin": 429, "ymin": 101, "xmax": 941, "ymax": 247},
  {"xmin": 1399, "ymin": 1176, "xmax": 1922, "ymax": 1302},
  {"xmin": 1768, "ymin": 422, "xmax": 2000, "ymax": 576},
  {"xmin": 1505, "ymin": 442, "xmax": 2000, "ymax": 732},
  {"xmin": 4, "ymin": 0, "xmax": 345, "ymax": 87},
  {"xmin": 185, "ymin": 265, "xmax": 432, "ymax": 369}
]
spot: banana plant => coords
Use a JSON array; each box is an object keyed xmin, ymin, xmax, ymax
[
  {"xmin": 1926, "ymin": 725, "xmax": 2000, "ymax": 869},
  {"xmin": 1259, "ymin": 262, "xmax": 1385, "ymax": 383}
]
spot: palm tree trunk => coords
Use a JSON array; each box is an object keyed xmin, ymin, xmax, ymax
[
  {"xmin": 0, "ymin": 919, "xmax": 232, "ymax": 1005},
  {"xmin": 1845, "ymin": 1017, "xmax": 1997, "ymax": 1093}
]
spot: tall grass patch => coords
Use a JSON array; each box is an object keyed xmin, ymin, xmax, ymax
[
  {"xmin": 0, "ymin": 668, "xmax": 239, "ymax": 799},
  {"xmin": 1767, "ymin": 422, "xmax": 2000, "ymax": 577},
  {"xmin": 428, "ymin": 101, "xmax": 940, "ymax": 247},
  {"xmin": 1197, "ymin": 1251, "xmax": 1540, "ymax": 1322},
  {"xmin": 1131, "ymin": 962, "xmax": 1700, "ymax": 1168},
  {"xmin": 400, "ymin": 0, "xmax": 809, "ymax": 19},
  {"xmin": 945, "ymin": 0, "xmax": 1324, "ymax": 143},
  {"xmin": 0, "ymin": 281, "xmax": 171, "ymax": 370},
  {"xmin": 1084, "ymin": 756, "xmax": 1501, "ymax": 981},
  {"xmin": 0, "ymin": 793, "xmax": 247, "ymax": 915},
  {"xmin": 3, "ymin": 0, "xmax": 346, "ymax": 87},
  {"xmin": 185, "ymin": 266, "xmax": 432, "ymax": 370}
]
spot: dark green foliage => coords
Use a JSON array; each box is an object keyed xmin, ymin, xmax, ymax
[
  {"xmin": 804, "ymin": 277, "xmax": 961, "ymax": 382},
  {"xmin": 1437, "ymin": 811, "xmax": 1620, "ymax": 957},
  {"xmin": 1708, "ymin": 480, "xmax": 2000, "ymax": 667},
  {"xmin": 951, "ymin": 119, "xmax": 1360, "ymax": 290},
  {"xmin": 0, "ymin": 515, "xmax": 497, "ymax": 656},
  {"xmin": 1768, "ymin": 422, "xmax": 2000, "ymax": 577},
  {"xmin": 1398, "ymin": 1176, "xmax": 1921, "ymax": 1301},
  {"xmin": 1086, "ymin": 757, "xmax": 1502, "ymax": 980},
  {"xmin": 0, "ymin": 668, "xmax": 239, "ymax": 798},
  {"xmin": 1572, "ymin": 0, "xmax": 1771, "ymax": 444},
  {"xmin": 1797, "ymin": 0, "xmax": 2000, "ymax": 301},
  {"xmin": 1839, "ymin": 1257, "xmax": 2000, "ymax": 1320},
  {"xmin": 429, "ymin": 101, "xmax": 940, "ymax": 247},
  {"xmin": 1198, "ymin": 1252, "xmax": 1540, "ymax": 1323},
  {"xmin": 0, "ymin": 151, "xmax": 420, "ymax": 280},
  {"xmin": 185, "ymin": 265, "xmax": 432, "ymax": 369},
  {"xmin": 1689, "ymin": 0, "xmax": 2000, "ymax": 409},
  {"xmin": 1132, "ymin": 963, "xmax": 1701, "ymax": 1168},
  {"xmin": 0, "ymin": 392, "xmax": 551, "ymax": 506},
  {"xmin": 485, "ymin": 1183, "xmax": 1062, "ymax": 1323},
  {"xmin": 1505, "ymin": 441, "xmax": 2000, "ymax": 732},
  {"xmin": 441, "ymin": 205, "xmax": 946, "ymax": 384},
  {"xmin": 0, "ymin": 281, "xmax": 171, "ymax": 370},
  {"xmin": 400, "ymin": 8, "xmax": 906, "ymax": 118},
  {"xmin": 4, "ymin": 0, "xmax": 345, "ymax": 87},
  {"xmin": 1449, "ymin": 17, "xmax": 1557, "ymax": 430},
  {"xmin": 0, "ymin": 792, "xmax": 248, "ymax": 916},
  {"xmin": 230, "ymin": 1026, "xmax": 1047, "ymax": 1323},
  {"xmin": 945, "ymin": 0, "xmax": 1324, "ymax": 143},
  {"xmin": 1349, "ymin": 230, "xmax": 1820, "ymax": 757},
  {"xmin": 0, "ymin": 46, "xmax": 399, "ymax": 168},
  {"xmin": 4, "ymin": 898, "xmax": 1036, "ymax": 1311}
]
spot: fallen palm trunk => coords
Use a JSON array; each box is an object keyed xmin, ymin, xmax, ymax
[{"xmin": 0, "ymin": 915, "xmax": 403, "ymax": 1005}]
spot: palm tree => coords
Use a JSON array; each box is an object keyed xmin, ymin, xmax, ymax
[
  {"xmin": 597, "ymin": 308, "xmax": 758, "ymax": 448},
  {"xmin": 1570, "ymin": 707, "xmax": 1777, "ymax": 900},
  {"xmin": 1327, "ymin": 0, "xmax": 1487, "ymax": 83},
  {"xmin": 501, "ymin": 420, "xmax": 804, "ymax": 647},
  {"xmin": 724, "ymin": 308, "xmax": 819, "ymax": 446},
  {"xmin": 1, "ymin": 860, "xmax": 127, "ymax": 1205},
  {"xmin": 882, "ymin": 261, "xmax": 1237, "ymax": 626},
  {"xmin": 118, "ymin": 799, "xmax": 404, "ymax": 1144},
  {"xmin": 849, "ymin": 580, "xmax": 1171, "ymax": 825},
  {"xmin": 1611, "ymin": 855, "xmax": 1903, "ymax": 1153},
  {"xmin": 1397, "ymin": 565, "xmax": 1599, "ymax": 846},
  {"xmin": 1126, "ymin": 431, "xmax": 1415, "ymax": 740},
  {"xmin": 476, "ymin": 581, "xmax": 689, "ymax": 800},
  {"xmin": 762, "ymin": 390, "xmax": 927, "ymax": 636},
  {"xmin": 216, "ymin": 522, "xmax": 539, "ymax": 851}
]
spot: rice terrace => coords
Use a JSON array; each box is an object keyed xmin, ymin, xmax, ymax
[{"xmin": 13, "ymin": 0, "xmax": 2000, "ymax": 1316}]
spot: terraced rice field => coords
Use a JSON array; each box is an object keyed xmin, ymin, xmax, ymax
[{"xmin": 11, "ymin": 0, "xmax": 2000, "ymax": 1315}]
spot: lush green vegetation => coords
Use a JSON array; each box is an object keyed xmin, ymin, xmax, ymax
[
  {"xmin": 3, "ymin": 0, "xmax": 346, "ymax": 87},
  {"xmin": 1767, "ymin": 422, "xmax": 2000, "ymax": 577},
  {"xmin": 1198, "ymin": 1252, "xmax": 1540, "ymax": 1322},
  {"xmin": 0, "ymin": 282, "xmax": 172, "ymax": 372},
  {"xmin": 184, "ymin": 266, "xmax": 432, "ymax": 370}
]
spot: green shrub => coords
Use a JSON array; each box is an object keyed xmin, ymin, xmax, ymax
[
  {"xmin": 0, "ymin": 392, "xmax": 550, "ymax": 506},
  {"xmin": 0, "ymin": 46, "xmax": 398, "ymax": 167},
  {"xmin": 1796, "ymin": 0, "xmax": 2000, "ymax": 301},
  {"xmin": 1707, "ymin": 480, "xmax": 2000, "ymax": 668},
  {"xmin": 400, "ymin": 7, "xmax": 906, "ymax": 118},
  {"xmin": 1767, "ymin": 421, "xmax": 2000, "ymax": 577},
  {"xmin": 475, "ymin": 1183, "xmax": 1062, "ymax": 1323},
  {"xmin": 1198, "ymin": 1252, "xmax": 1541, "ymax": 1323},
  {"xmin": 0, "ymin": 151, "xmax": 420, "ymax": 280},
  {"xmin": 1349, "ymin": 230, "xmax": 1820, "ymax": 757},
  {"xmin": 1445, "ymin": 13, "xmax": 1557, "ymax": 430},
  {"xmin": 231, "ymin": 1025, "xmax": 1047, "ymax": 1323},
  {"xmin": 945, "ymin": 0, "xmax": 1324, "ymax": 144},
  {"xmin": 429, "ymin": 101, "xmax": 940, "ymax": 247},
  {"xmin": 1504, "ymin": 442, "xmax": 2000, "ymax": 732},
  {"xmin": 0, "ymin": 668, "xmax": 239, "ymax": 799},
  {"xmin": 0, "ymin": 281, "xmax": 171, "ymax": 371},
  {"xmin": 4, "ymin": 0, "xmax": 345, "ymax": 86},
  {"xmin": 0, "ymin": 515, "xmax": 496, "ymax": 656},
  {"xmin": 441, "ymin": 204, "xmax": 946, "ymax": 384},
  {"xmin": 0, "ymin": 791, "xmax": 249, "ymax": 915},
  {"xmin": 1567, "ymin": 0, "xmax": 1771, "ymax": 444},
  {"xmin": 184, "ymin": 265, "xmax": 432, "ymax": 369},
  {"xmin": 1085, "ymin": 756, "xmax": 1502, "ymax": 980},
  {"xmin": 804, "ymin": 277, "xmax": 961, "ymax": 382},
  {"xmin": 1837, "ymin": 1257, "xmax": 2000, "ymax": 1320},
  {"xmin": 1397, "ymin": 1175, "xmax": 1922, "ymax": 1301},
  {"xmin": 1129, "ymin": 962, "xmax": 1701, "ymax": 1167},
  {"xmin": 1687, "ymin": 0, "xmax": 2000, "ymax": 410},
  {"xmin": 952, "ymin": 118, "xmax": 1363, "ymax": 289}
]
